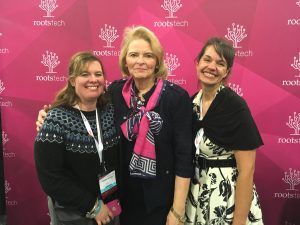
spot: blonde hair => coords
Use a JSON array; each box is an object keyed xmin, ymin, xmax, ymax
[
  {"xmin": 50, "ymin": 52, "xmax": 109, "ymax": 109},
  {"xmin": 119, "ymin": 26, "xmax": 168, "ymax": 79}
]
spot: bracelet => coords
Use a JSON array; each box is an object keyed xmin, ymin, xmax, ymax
[
  {"xmin": 170, "ymin": 206, "xmax": 186, "ymax": 223},
  {"xmin": 86, "ymin": 198, "xmax": 102, "ymax": 219},
  {"xmin": 94, "ymin": 200, "xmax": 102, "ymax": 215}
]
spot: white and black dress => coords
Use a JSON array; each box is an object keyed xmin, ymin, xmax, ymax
[{"xmin": 185, "ymin": 86, "xmax": 264, "ymax": 225}]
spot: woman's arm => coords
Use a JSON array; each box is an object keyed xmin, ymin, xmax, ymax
[
  {"xmin": 167, "ymin": 87, "xmax": 194, "ymax": 225},
  {"xmin": 233, "ymin": 149, "xmax": 256, "ymax": 225},
  {"xmin": 167, "ymin": 176, "xmax": 190, "ymax": 225}
]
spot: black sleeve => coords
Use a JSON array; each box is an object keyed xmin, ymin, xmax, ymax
[
  {"xmin": 107, "ymin": 79, "xmax": 125, "ymax": 96},
  {"xmin": 170, "ymin": 87, "xmax": 194, "ymax": 178}
]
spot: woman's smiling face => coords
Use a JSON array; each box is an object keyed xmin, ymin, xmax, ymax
[
  {"xmin": 71, "ymin": 60, "xmax": 105, "ymax": 109},
  {"xmin": 196, "ymin": 45, "xmax": 229, "ymax": 87},
  {"xmin": 125, "ymin": 38, "xmax": 157, "ymax": 83}
]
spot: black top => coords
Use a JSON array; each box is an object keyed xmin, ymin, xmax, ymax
[
  {"xmin": 34, "ymin": 103, "xmax": 119, "ymax": 215},
  {"xmin": 109, "ymin": 79, "xmax": 194, "ymax": 212},
  {"xmin": 193, "ymin": 86, "xmax": 263, "ymax": 150}
]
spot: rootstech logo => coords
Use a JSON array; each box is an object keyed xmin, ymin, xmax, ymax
[
  {"xmin": 153, "ymin": 0, "xmax": 188, "ymax": 28},
  {"xmin": 274, "ymin": 168, "xmax": 300, "ymax": 199},
  {"xmin": 93, "ymin": 24, "xmax": 120, "ymax": 57},
  {"xmin": 33, "ymin": 0, "xmax": 66, "ymax": 27},
  {"xmin": 36, "ymin": 51, "xmax": 67, "ymax": 82},
  {"xmin": 0, "ymin": 81, "xmax": 13, "ymax": 108},
  {"xmin": 225, "ymin": 23, "xmax": 253, "ymax": 58},
  {"xmin": 282, "ymin": 52, "xmax": 300, "ymax": 86},
  {"xmin": 278, "ymin": 112, "xmax": 300, "ymax": 144},
  {"xmin": 164, "ymin": 52, "xmax": 186, "ymax": 85}
]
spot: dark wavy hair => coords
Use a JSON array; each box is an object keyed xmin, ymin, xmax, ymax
[{"xmin": 195, "ymin": 37, "xmax": 235, "ymax": 82}]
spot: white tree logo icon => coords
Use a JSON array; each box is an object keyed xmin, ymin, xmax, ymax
[
  {"xmin": 41, "ymin": 51, "xmax": 60, "ymax": 73},
  {"xmin": 99, "ymin": 24, "xmax": 119, "ymax": 48},
  {"xmin": 0, "ymin": 80, "xmax": 5, "ymax": 94},
  {"xmin": 161, "ymin": 0, "xmax": 183, "ymax": 18},
  {"xmin": 2, "ymin": 131, "xmax": 9, "ymax": 146},
  {"xmin": 286, "ymin": 112, "xmax": 300, "ymax": 135},
  {"xmin": 225, "ymin": 23, "xmax": 247, "ymax": 48},
  {"xmin": 291, "ymin": 52, "xmax": 300, "ymax": 77},
  {"xmin": 165, "ymin": 53, "xmax": 180, "ymax": 77},
  {"xmin": 39, "ymin": 0, "xmax": 58, "ymax": 18},
  {"xmin": 228, "ymin": 83, "xmax": 243, "ymax": 96},
  {"xmin": 5, "ymin": 180, "xmax": 11, "ymax": 194},
  {"xmin": 282, "ymin": 168, "xmax": 300, "ymax": 191}
]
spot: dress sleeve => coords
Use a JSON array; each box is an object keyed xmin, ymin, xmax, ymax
[{"xmin": 34, "ymin": 109, "xmax": 95, "ymax": 214}]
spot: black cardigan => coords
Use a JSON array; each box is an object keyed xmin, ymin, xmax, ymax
[
  {"xmin": 192, "ymin": 86, "xmax": 263, "ymax": 150},
  {"xmin": 109, "ymin": 79, "xmax": 194, "ymax": 212}
]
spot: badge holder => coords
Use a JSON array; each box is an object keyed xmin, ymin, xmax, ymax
[
  {"xmin": 98, "ymin": 163, "xmax": 122, "ymax": 217},
  {"xmin": 77, "ymin": 106, "xmax": 122, "ymax": 217}
]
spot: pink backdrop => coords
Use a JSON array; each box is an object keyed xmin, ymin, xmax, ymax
[{"xmin": 1, "ymin": 0, "xmax": 300, "ymax": 224}]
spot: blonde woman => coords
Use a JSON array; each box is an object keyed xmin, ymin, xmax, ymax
[{"xmin": 108, "ymin": 26, "xmax": 193, "ymax": 225}]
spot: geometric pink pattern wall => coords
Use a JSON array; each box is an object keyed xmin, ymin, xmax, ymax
[{"xmin": 1, "ymin": 0, "xmax": 299, "ymax": 224}]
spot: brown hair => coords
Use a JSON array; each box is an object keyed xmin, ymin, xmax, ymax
[
  {"xmin": 196, "ymin": 37, "xmax": 235, "ymax": 82},
  {"xmin": 51, "ymin": 52, "xmax": 110, "ymax": 109}
]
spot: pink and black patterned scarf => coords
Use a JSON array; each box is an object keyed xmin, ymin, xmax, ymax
[{"xmin": 121, "ymin": 77, "xmax": 164, "ymax": 179}]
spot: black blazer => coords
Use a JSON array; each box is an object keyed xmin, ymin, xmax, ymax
[{"xmin": 109, "ymin": 79, "xmax": 194, "ymax": 212}]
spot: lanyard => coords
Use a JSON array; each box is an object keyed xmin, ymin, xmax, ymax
[{"xmin": 75, "ymin": 105, "xmax": 103, "ymax": 164}]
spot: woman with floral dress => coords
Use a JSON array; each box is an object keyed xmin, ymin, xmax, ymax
[{"xmin": 185, "ymin": 37, "xmax": 264, "ymax": 225}]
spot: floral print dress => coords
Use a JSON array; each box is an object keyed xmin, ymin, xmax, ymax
[{"xmin": 185, "ymin": 88, "xmax": 263, "ymax": 225}]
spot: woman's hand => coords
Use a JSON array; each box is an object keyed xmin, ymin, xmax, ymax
[
  {"xmin": 166, "ymin": 176, "xmax": 189, "ymax": 225},
  {"xmin": 36, "ymin": 105, "xmax": 50, "ymax": 131},
  {"xmin": 95, "ymin": 203, "xmax": 114, "ymax": 225},
  {"xmin": 166, "ymin": 209, "xmax": 184, "ymax": 225}
]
